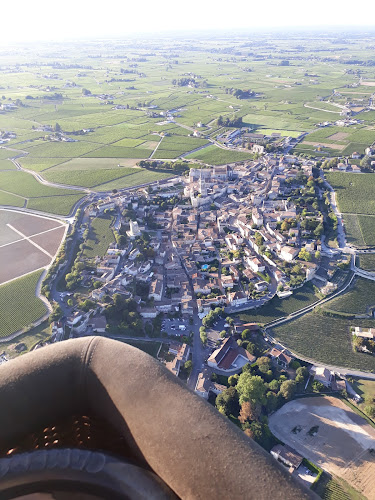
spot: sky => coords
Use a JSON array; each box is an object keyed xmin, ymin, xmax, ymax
[{"xmin": 1, "ymin": 0, "xmax": 375, "ymax": 43}]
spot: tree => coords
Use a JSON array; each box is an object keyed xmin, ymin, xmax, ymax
[
  {"xmin": 55, "ymin": 123, "xmax": 61, "ymax": 132},
  {"xmin": 296, "ymin": 366, "xmax": 308, "ymax": 379},
  {"xmin": 241, "ymin": 329, "xmax": 251, "ymax": 340},
  {"xmin": 360, "ymin": 155, "xmax": 371, "ymax": 169},
  {"xmin": 257, "ymin": 356, "xmax": 271, "ymax": 374},
  {"xmin": 315, "ymin": 250, "xmax": 321, "ymax": 260},
  {"xmin": 279, "ymin": 380, "xmax": 296, "ymax": 400},
  {"xmin": 238, "ymin": 401, "xmax": 261, "ymax": 423},
  {"xmin": 184, "ymin": 360, "xmax": 192, "ymax": 375},
  {"xmin": 215, "ymin": 387, "xmax": 240, "ymax": 417},
  {"xmin": 268, "ymin": 379, "xmax": 280, "ymax": 392},
  {"xmin": 266, "ymin": 391, "xmax": 279, "ymax": 413},
  {"xmin": 228, "ymin": 374, "xmax": 239, "ymax": 386},
  {"xmin": 314, "ymin": 224, "xmax": 324, "ymax": 238},
  {"xmin": 312, "ymin": 381, "xmax": 324, "ymax": 392},
  {"xmin": 298, "ymin": 248, "xmax": 312, "ymax": 262},
  {"xmin": 236, "ymin": 373, "xmax": 267, "ymax": 405}
]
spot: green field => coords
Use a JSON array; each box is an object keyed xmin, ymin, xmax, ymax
[
  {"xmin": 0, "ymin": 321, "xmax": 52, "ymax": 359},
  {"xmin": 117, "ymin": 339, "xmax": 162, "ymax": 358},
  {"xmin": 0, "ymin": 271, "xmax": 47, "ymax": 339},
  {"xmin": 326, "ymin": 173, "xmax": 375, "ymax": 215},
  {"xmin": 82, "ymin": 215, "xmax": 115, "ymax": 259},
  {"xmin": 185, "ymin": 145, "xmax": 253, "ymax": 165},
  {"xmin": 358, "ymin": 253, "xmax": 375, "ymax": 271},
  {"xmin": 323, "ymin": 277, "xmax": 375, "ymax": 315},
  {"xmin": 272, "ymin": 311, "xmax": 375, "ymax": 371},
  {"xmin": 0, "ymin": 170, "xmax": 85, "ymax": 215},
  {"xmin": 238, "ymin": 283, "xmax": 318, "ymax": 325}
]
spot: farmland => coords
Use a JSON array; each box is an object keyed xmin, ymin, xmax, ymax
[
  {"xmin": 82, "ymin": 214, "xmax": 115, "ymax": 259},
  {"xmin": 326, "ymin": 172, "xmax": 375, "ymax": 247},
  {"xmin": 271, "ymin": 311, "xmax": 375, "ymax": 371},
  {"xmin": 0, "ymin": 270, "xmax": 47, "ymax": 339},
  {"xmin": 323, "ymin": 277, "xmax": 375, "ymax": 315},
  {"xmin": 185, "ymin": 145, "xmax": 253, "ymax": 165},
  {"xmin": 358, "ymin": 253, "xmax": 375, "ymax": 271},
  {"xmin": 326, "ymin": 173, "xmax": 375, "ymax": 215},
  {"xmin": 238, "ymin": 283, "xmax": 318, "ymax": 325},
  {"xmin": 299, "ymin": 126, "xmax": 374, "ymax": 155}
]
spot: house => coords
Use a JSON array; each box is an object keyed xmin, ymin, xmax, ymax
[
  {"xmin": 208, "ymin": 337, "xmax": 256, "ymax": 373},
  {"xmin": 269, "ymin": 348, "xmax": 293, "ymax": 368},
  {"xmin": 227, "ymin": 291, "xmax": 248, "ymax": 306},
  {"xmin": 352, "ymin": 152, "xmax": 361, "ymax": 159},
  {"xmin": 252, "ymin": 144, "xmax": 264, "ymax": 154},
  {"xmin": 311, "ymin": 366, "xmax": 332, "ymax": 387},
  {"xmin": 352, "ymin": 327, "xmax": 375, "ymax": 339},
  {"xmin": 166, "ymin": 343, "xmax": 190, "ymax": 377},
  {"xmin": 255, "ymin": 281, "xmax": 268, "ymax": 292},
  {"xmin": 149, "ymin": 277, "xmax": 164, "ymax": 301},
  {"xmin": 247, "ymin": 257, "xmax": 265, "ymax": 273},
  {"xmin": 87, "ymin": 315, "xmax": 107, "ymax": 333},
  {"xmin": 252, "ymin": 208, "xmax": 263, "ymax": 226},
  {"xmin": 195, "ymin": 369, "xmax": 226, "ymax": 399},
  {"xmin": 51, "ymin": 321, "xmax": 64, "ymax": 342},
  {"xmin": 279, "ymin": 246, "xmax": 299, "ymax": 262},
  {"xmin": 139, "ymin": 307, "xmax": 159, "ymax": 319},
  {"xmin": 270, "ymin": 445, "xmax": 303, "ymax": 471}
]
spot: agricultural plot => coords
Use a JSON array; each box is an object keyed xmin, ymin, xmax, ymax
[
  {"xmin": 0, "ymin": 170, "xmax": 85, "ymax": 215},
  {"xmin": 271, "ymin": 311, "xmax": 375, "ymax": 370},
  {"xmin": 0, "ymin": 209, "xmax": 67, "ymax": 284},
  {"xmin": 0, "ymin": 191, "xmax": 25, "ymax": 208},
  {"xmin": 83, "ymin": 145, "xmax": 152, "ymax": 159},
  {"xmin": 185, "ymin": 145, "xmax": 253, "ymax": 165},
  {"xmin": 323, "ymin": 277, "xmax": 375, "ymax": 315},
  {"xmin": 300, "ymin": 126, "xmax": 374, "ymax": 156},
  {"xmin": 82, "ymin": 215, "xmax": 115, "ymax": 259},
  {"xmin": 0, "ymin": 159, "xmax": 16, "ymax": 170},
  {"xmin": 92, "ymin": 169, "xmax": 173, "ymax": 191},
  {"xmin": 0, "ymin": 270, "xmax": 47, "ymax": 339},
  {"xmin": 25, "ymin": 141, "xmax": 101, "ymax": 158},
  {"xmin": 269, "ymin": 397, "xmax": 375, "ymax": 500},
  {"xmin": 358, "ymin": 253, "xmax": 375, "ymax": 271},
  {"xmin": 326, "ymin": 172, "xmax": 375, "ymax": 215}
]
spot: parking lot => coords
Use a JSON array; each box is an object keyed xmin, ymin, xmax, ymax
[{"xmin": 162, "ymin": 317, "xmax": 191, "ymax": 338}]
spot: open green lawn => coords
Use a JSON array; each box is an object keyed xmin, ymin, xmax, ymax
[
  {"xmin": 0, "ymin": 271, "xmax": 47, "ymax": 339},
  {"xmin": 350, "ymin": 377, "xmax": 375, "ymax": 415},
  {"xmin": 323, "ymin": 277, "xmax": 375, "ymax": 315},
  {"xmin": 82, "ymin": 214, "xmax": 115, "ymax": 259},
  {"xmin": 185, "ymin": 145, "xmax": 253, "ymax": 165},
  {"xmin": 271, "ymin": 311, "xmax": 375, "ymax": 371},
  {"xmin": 238, "ymin": 283, "xmax": 318, "ymax": 325}
]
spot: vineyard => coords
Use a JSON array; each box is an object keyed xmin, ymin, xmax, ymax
[
  {"xmin": 326, "ymin": 172, "xmax": 375, "ymax": 215},
  {"xmin": 271, "ymin": 310, "xmax": 375, "ymax": 370},
  {"xmin": 322, "ymin": 276, "xmax": 375, "ymax": 315},
  {"xmin": 238, "ymin": 283, "xmax": 318, "ymax": 325},
  {"xmin": 0, "ymin": 271, "xmax": 47, "ymax": 339}
]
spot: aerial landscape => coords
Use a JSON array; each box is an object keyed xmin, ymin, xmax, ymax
[{"xmin": 1, "ymin": 20, "xmax": 375, "ymax": 499}]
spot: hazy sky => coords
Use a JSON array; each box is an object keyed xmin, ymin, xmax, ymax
[{"xmin": 1, "ymin": 0, "xmax": 374, "ymax": 43}]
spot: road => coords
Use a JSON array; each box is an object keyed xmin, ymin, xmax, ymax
[{"xmin": 321, "ymin": 174, "xmax": 349, "ymax": 251}]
